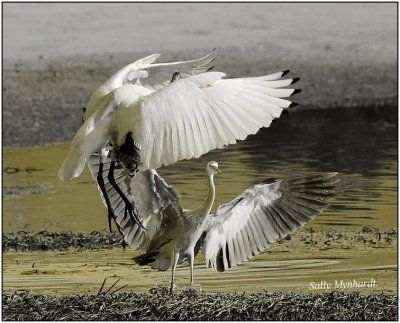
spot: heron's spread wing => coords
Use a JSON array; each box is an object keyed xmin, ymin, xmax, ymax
[
  {"xmin": 87, "ymin": 151, "xmax": 182, "ymax": 249},
  {"xmin": 133, "ymin": 71, "xmax": 300, "ymax": 170},
  {"xmin": 125, "ymin": 51, "xmax": 216, "ymax": 91},
  {"xmin": 203, "ymin": 173, "xmax": 338, "ymax": 272},
  {"xmin": 84, "ymin": 51, "xmax": 215, "ymax": 119}
]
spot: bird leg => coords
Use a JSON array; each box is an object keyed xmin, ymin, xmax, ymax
[
  {"xmin": 107, "ymin": 152, "xmax": 146, "ymax": 231},
  {"xmin": 188, "ymin": 252, "xmax": 194, "ymax": 286},
  {"xmin": 96, "ymin": 153, "xmax": 115, "ymax": 233},
  {"xmin": 170, "ymin": 252, "xmax": 180, "ymax": 294}
]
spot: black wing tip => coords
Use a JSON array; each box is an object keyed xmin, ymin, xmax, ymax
[
  {"xmin": 291, "ymin": 77, "xmax": 300, "ymax": 85},
  {"xmin": 282, "ymin": 69, "xmax": 290, "ymax": 77},
  {"xmin": 291, "ymin": 89, "xmax": 302, "ymax": 96},
  {"xmin": 289, "ymin": 102, "xmax": 300, "ymax": 108},
  {"xmin": 206, "ymin": 66, "xmax": 215, "ymax": 72}
]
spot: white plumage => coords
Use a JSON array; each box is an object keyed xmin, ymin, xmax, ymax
[
  {"xmin": 58, "ymin": 53, "xmax": 306, "ymax": 278},
  {"xmin": 58, "ymin": 51, "xmax": 300, "ymax": 181}
]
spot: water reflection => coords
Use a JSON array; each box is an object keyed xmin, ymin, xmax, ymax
[
  {"xmin": 246, "ymin": 106, "xmax": 397, "ymax": 177},
  {"xmin": 2, "ymin": 106, "xmax": 397, "ymax": 295},
  {"xmin": 3, "ymin": 106, "xmax": 397, "ymax": 233}
]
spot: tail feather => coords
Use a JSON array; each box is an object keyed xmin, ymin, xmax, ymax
[
  {"xmin": 59, "ymin": 115, "xmax": 110, "ymax": 181},
  {"xmin": 133, "ymin": 250, "xmax": 159, "ymax": 266}
]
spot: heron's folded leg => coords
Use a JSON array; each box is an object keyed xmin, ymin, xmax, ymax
[
  {"xmin": 96, "ymin": 153, "xmax": 115, "ymax": 233},
  {"xmin": 107, "ymin": 153, "xmax": 146, "ymax": 230}
]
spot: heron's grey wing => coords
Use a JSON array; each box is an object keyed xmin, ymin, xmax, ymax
[
  {"xmin": 87, "ymin": 150, "xmax": 182, "ymax": 249},
  {"xmin": 203, "ymin": 173, "xmax": 338, "ymax": 272}
]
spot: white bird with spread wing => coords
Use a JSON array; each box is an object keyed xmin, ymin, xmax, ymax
[
  {"xmin": 58, "ymin": 50, "xmax": 301, "ymax": 230},
  {"xmin": 88, "ymin": 155, "xmax": 337, "ymax": 293}
]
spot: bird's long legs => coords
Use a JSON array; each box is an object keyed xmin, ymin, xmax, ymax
[
  {"xmin": 170, "ymin": 252, "xmax": 180, "ymax": 294},
  {"xmin": 107, "ymin": 151, "xmax": 146, "ymax": 230},
  {"xmin": 96, "ymin": 152, "xmax": 115, "ymax": 232},
  {"xmin": 188, "ymin": 252, "xmax": 194, "ymax": 286}
]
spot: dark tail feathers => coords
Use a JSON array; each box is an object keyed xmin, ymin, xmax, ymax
[{"xmin": 133, "ymin": 250, "xmax": 159, "ymax": 266}]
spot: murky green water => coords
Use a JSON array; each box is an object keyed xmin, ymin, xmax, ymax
[{"xmin": 3, "ymin": 107, "xmax": 397, "ymax": 294}]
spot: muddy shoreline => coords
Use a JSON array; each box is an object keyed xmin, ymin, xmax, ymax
[
  {"xmin": 3, "ymin": 230, "xmax": 397, "ymax": 319},
  {"xmin": 3, "ymin": 225, "xmax": 396, "ymax": 252}
]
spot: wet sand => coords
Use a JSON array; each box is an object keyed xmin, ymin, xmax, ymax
[
  {"xmin": 3, "ymin": 227, "xmax": 397, "ymax": 295},
  {"xmin": 3, "ymin": 227, "xmax": 397, "ymax": 320}
]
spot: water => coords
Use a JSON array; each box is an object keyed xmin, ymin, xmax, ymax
[{"xmin": 3, "ymin": 107, "xmax": 397, "ymax": 294}]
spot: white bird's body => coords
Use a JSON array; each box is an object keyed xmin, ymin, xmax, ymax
[
  {"xmin": 59, "ymin": 50, "xmax": 306, "ymax": 260},
  {"xmin": 58, "ymin": 51, "xmax": 300, "ymax": 181}
]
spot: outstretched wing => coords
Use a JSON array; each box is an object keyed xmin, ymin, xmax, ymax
[
  {"xmin": 84, "ymin": 50, "xmax": 215, "ymax": 119},
  {"xmin": 131, "ymin": 71, "xmax": 300, "ymax": 170},
  {"xmin": 87, "ymin": 150, "xmax": 182, "ymax": 249},
  {"xmin": 202, "ymin": 173, "xmax": 338, "ymax": 272},
  {"xmin": 125, "ymin": 51, "xmax": 216, "ymax": 91}
]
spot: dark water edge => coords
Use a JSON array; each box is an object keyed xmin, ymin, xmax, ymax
[
  {"xmin": 3, "ymin": 43, "xmax": 397, "ymax": 148},
  {"xmin": 2, "ymin": 289, "xmax": 397, "ymax": 321},
  {"xmin": 244, "ymin": 104, "xmax": 397, "ymax": 178}
]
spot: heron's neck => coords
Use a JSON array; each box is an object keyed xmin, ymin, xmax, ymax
[{"xmin": 195, "ymin": 173, "xmax": 216, "ymax": 219}]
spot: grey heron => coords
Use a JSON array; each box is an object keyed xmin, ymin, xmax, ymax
[
  {"xmin": 58, "ymin": 51, "xmax": 301, "ymax": 231},
  {"xmin": 88, "ymin": 155, "xmax": 337, "ymax": 293}
]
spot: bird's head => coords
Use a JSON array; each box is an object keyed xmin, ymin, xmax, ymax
[{"xmin": 206, "ymin": 161, "xmax": 221, "ymax": 176}]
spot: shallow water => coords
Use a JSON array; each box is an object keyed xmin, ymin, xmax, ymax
[
  {"xmin": 3, "ymin": 240, "xmax": 396, "ymax": 295},
  {"xmin": 3, "ymin": 107, "xmax": 397, "ymax": 294}
]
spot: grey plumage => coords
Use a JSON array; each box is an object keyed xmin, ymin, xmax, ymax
[
  {"xmin": 88, "ymin": 155, "xmax": 338, "ymax": 291},
  {"xmin": 204, "ymin": 173, "xmax": 338, "ymax": 272}
]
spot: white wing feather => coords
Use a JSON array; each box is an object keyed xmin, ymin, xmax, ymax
[
  {"xmin": 84, "ymin": 51, "xmax": 215, "ymax": 119},
  {"xmin": 130, "ymin": 71, "xmax": 298, "ymax": 170},
  {"xmin": 203, "ymin": 173, "xmax": 338, "ymax": 272},
  {"xmin": 59, "ymin": 52, "xmax": 299, "ymax": 181}
]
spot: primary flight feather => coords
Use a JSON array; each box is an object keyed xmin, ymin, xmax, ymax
[
  {"xmin": 58, "ymin": 50, "xmax": 301, "ymax": 231},
  {"xmin": 59, "ymin": 51, "xmax": 300, "ymax": 181},
  {"xmin": 88, "ymin": 153, "xmax": 337, "ymax": 293}
]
